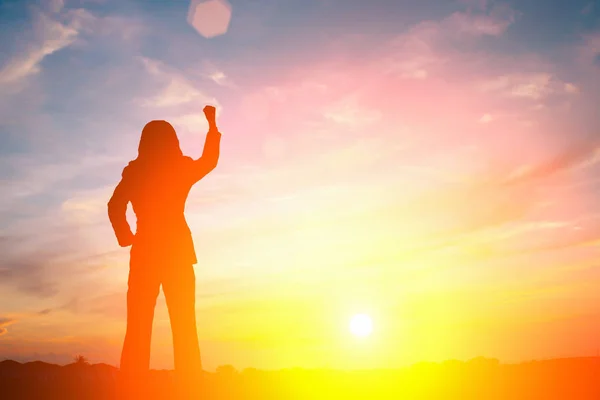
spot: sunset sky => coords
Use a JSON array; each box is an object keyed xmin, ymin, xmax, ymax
[{"xmin": 1, "ymin": 0, "xmax": 600, "ymax": 371}]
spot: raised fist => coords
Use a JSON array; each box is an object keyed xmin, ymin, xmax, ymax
[{"xmin": 203, "ymin": 105, "xmax": 216, "ymax": 125}]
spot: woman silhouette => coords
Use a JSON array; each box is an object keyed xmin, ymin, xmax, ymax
[{"xmin": 108, "ymin": 106, "xmax": 221, "ymax": 396}]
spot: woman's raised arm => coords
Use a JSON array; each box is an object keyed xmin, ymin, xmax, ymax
[{"xmin": 190, "ymin": 105, "xmax": 222, "ymax": 183}]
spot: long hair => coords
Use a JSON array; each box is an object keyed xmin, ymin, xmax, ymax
[{"xmin": 136, "ymin": 120, "xmax": 183, "ymax": 163}]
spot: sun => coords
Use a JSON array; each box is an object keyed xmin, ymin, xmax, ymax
[{"xmin": 349, "ymin": 314, "xmax": 373, "ymax": 338}]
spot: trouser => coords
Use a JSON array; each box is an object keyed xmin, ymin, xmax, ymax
[{"xmin": 119, "ymin": 261, "xmax": 202, "ymax": 394}]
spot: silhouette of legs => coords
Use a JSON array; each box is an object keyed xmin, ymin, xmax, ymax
[
  {"xmin": 163, "ymin": 264, "xmax": 203, "ymax": 395},
  {"xmin": 118, "ymin": 261, "xmax": 201, "ymax": 398},
  {"xmin": 120, "ymin": 263, "xmax": 161, "ymax": 379}
]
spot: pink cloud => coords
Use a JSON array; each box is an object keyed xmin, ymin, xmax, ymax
[
  {"xmin": 206, "ymin": 3, "xmax": 600, "ymax": 268},
  {"xmin": 477, "ymin": 73, "xmax": 579, "ymax": 100}
]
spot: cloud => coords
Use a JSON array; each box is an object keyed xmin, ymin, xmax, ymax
[
  {"xmin": 170, "ymin": 113, "xmax": 210, "ymax": 133},
  {"xmin": 138, "ymin": 57, "xmax": 218, "ymax": 108},
  {"xmin": 48, "ymin": 0, "xmax": 65, "ymax": 13},
  {"xmin": 377, "ymin": 3, "xmax": 518, "ymax": 80},
  {"xmin": 477, "ymin": 73, "xmax": 578, "ymax": 100},
  {"xmin": 193, "ymin": 57, "xmax": 237, "ymax": 88},
  {"xmin": 61, "ymin": 292, "xmax": 125, "ymax": 319},
  {"xmin": 62, "ymin": 192, "xmax": 109, "ymax": 225},
  {"xmin": 209, "ymin": 70, "xmax": 228, "ymax": 85},
  {"xmin": 0, "ymin": 224, "xmax": 119, "ymax": 299},
  {"xmin": 576, "ymin": 32, "xmax": 600, "ymax": 68},
  {"xmin": 0, "ymin": 153, "xmax": 123, "ymax": 215},
  {"xmin": 445, "ymin": 4, "xmax": 518, "ymax": 37},
  {"xmin": 564, "ymin": 83, "xmax": 580, "ymax": 94},
  {"xmin": 0, "ymin": 10, "xmax": 78, "ymax": 89},
  {"xmin": 0, "ymin": 2, "xmax": 155, "ymax": 306},
  {"xmin": 63, "ymin": 8, "xmax": 145, "ymax": 41},
  {"xmin": 322, "ymin": 95, "xmax": 382, "ymax": 127},
  {"xmin": 436, "ymin": 2, "xmax": 518, "ymax": 38},
  {"xmin": 502, "ymin": 138, "xmax": 600, "ymax": 186},
  {"xmin": 144, "ymin": 78, "xmax": 207, "ymax": 108},
  {"xmin": 575, "ymin": 147, "xmax": 600, "ymax": 171},
  {"xmin": 0, "ymin": 253, "xmax": 61, "ymax": 298},
  {"xmin": 0, "ymin": 317, "xmax": 16, "ymax": 336},
  {"xmin": 380, "ymin": 22, "xmax": 445, "ymax": 79},
  {"xmin": 0, "ymin": 309, "xmax": 54, "ymax": 336},
  {"xmin": 205, "ymin": 69, "xmax": 236, "ymax": 88},
  {"xmin": 479, "ymin": 113, "xmax": 494, "ymax": 123}
]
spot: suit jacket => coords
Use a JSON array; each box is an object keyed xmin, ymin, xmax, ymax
[{"xmin": 108, "ymin": 129, "xmax": 221, "ymax": 266}]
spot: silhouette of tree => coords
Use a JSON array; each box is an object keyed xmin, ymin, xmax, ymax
[
  {"xmin": 216, "ymin": 364, "xmax": 237, "ymax": 377},
  {"xmin": 73, "ymin": 355, "xmax": 89, "ymax": 365}
]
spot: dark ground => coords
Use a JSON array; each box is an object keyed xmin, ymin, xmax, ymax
[{"xmin": 1, "ymin": 356, "xmax": 599, "ymax": 399}]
